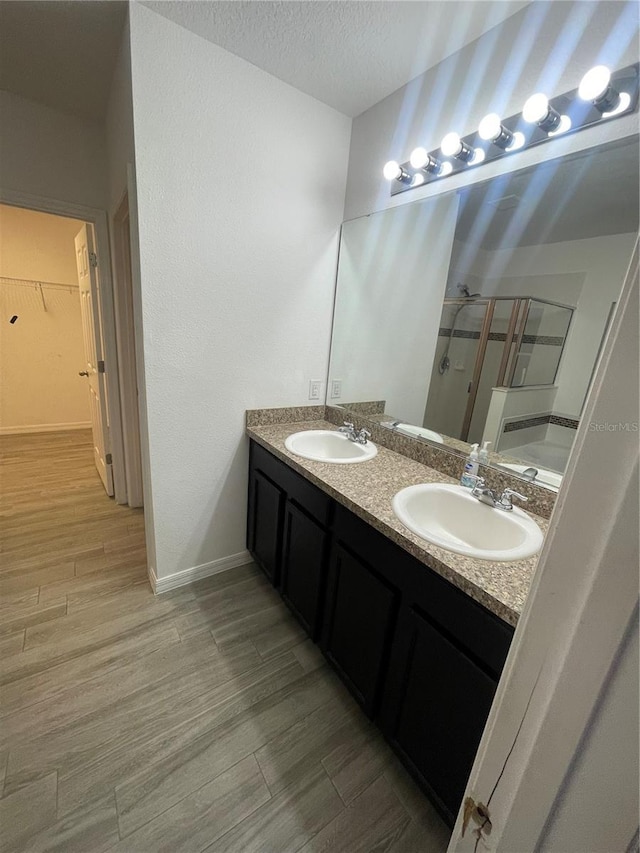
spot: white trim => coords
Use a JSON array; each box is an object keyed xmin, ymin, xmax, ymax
[
  {"xmin": 0, "ymin": 422, "xmax": 92, "ymax": 435},
  {"xmin": 0, "ymin": 187, "xmax": 128, "ymax": 505},
  {"xmin": 148, "ymin": 551, "xmax": 253, "ymax": 595},
  {"xmin": 111, "ymin": 191, "xmax": 144, "ymax": 507}
]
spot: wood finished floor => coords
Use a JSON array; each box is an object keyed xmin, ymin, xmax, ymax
[{"xmin": 0, "ymin": 430, "xmax": 451, "ymax": 852}]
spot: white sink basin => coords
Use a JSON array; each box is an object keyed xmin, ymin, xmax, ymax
[
  {"xmin": 498, "ymin": 463, "xmax": 563, "ymax": 491},
  {"xmin": 285, "ymin": 430, "xmax": 377, "ymax": 464},
  {"xmin": 395, "ymin": 423, "xmax": 444, "ymax": 444},
  {"xmin": 392, "ymin": 483, "xmax": 543, "ymax": 561}
]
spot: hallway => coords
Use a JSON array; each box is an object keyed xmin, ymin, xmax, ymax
[{"xmin": 0, "ymin": 431, "xmax": 449, "ymax": 852}]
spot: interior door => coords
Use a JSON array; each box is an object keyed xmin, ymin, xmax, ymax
[{"xmin": 75, "ymin": 224, "xmax": 113, "ymax": 495}]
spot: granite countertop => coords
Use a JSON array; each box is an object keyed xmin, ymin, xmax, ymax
[{"xmin": 246, "ymin": 419, "xmax": 548, "ymax": 627}]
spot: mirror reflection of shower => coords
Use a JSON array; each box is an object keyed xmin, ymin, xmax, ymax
[
  {"xmin": 426, "ymin": 295, "xmax": 574, "ymax": 445},
  {"xmin": 438, "ymin": 284, "xmax": 482, "ymax": 374}
]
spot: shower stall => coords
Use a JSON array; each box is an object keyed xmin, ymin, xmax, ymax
[{"xmin": 424, "ymin": 296, "xmax": 574, "ymax": 444}]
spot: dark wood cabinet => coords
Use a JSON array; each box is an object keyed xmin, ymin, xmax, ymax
[
  {"xmin": 381, "ymin": 606, "xmax": 500, "ymax": 822},
  {"xmin": 247, "ymin": 439, "xmax": 514, "ymax": 826},
  {"xmin": 322, "ymin": 541, "xmax": 400, "ymax": 716},
  {"xmin": 281, "ymin": 500, "xmax": 329, "ymax": 639},
  {"xmin": 247, "ymin": 467, "xmax": 285, "ymax": 583}
]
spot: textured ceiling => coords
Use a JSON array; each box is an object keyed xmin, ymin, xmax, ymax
[
  {"xmin": 143, "ymin": 1, "xmax": 531, "ymax": 117},
  {"xmin": 0, "ymin": 1, "xmax": 127, "ymax": 122}
]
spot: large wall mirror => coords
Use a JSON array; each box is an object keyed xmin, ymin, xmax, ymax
[{"xmin": 327, "ymin": 136, "xmax": 639, "ymax": 492}]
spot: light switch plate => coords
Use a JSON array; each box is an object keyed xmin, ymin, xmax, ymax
[
  {"xmin": 330, "ymin": 379, "xmax": 342, "ymax": 399},
  {"xmin": 308, "ymin": 380, "xmax": 322, "ymax": 400}
]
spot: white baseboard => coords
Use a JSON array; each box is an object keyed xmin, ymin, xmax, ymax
[
  {"xmin": 0, "ymin": 422, "xmax": 92, "ymax": 435},
  {"xmin": 148, "ymin": 550, "xmax": 253, "ymax": 594}
]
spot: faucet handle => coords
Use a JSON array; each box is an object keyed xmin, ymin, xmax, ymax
[
  {"xmin": 499, "ymin": 488, "xmax": 528, "ymax": 509},
  {"xmin": 468, "ymin": 475, "xmax": 485, "ymax": 495},
  {"xmin": 356, "ymin": 427, "xmax": 371, "ymax": 444},
  {"xmin": 342, "ymin": 421, "xmax": 354, "ymax": 429}
]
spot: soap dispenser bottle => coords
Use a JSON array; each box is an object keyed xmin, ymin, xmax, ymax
[
  {"xmin": 479, "ymin": 440, "xmax": 491, "ymax": 466},
  {"xmin": 460, "ymin": 443, "xmax": 480, "ymax": 488}
]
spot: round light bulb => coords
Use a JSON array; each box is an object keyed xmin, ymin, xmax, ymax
[
  {"xmin": 441, "ymin": 132, "xmax": 462, "ymax": 157},
  {"xmin": 505, "ymin": 131, "xmax": 526, "ymax": 151},
  {"xmin": 578, "ymin": 65, "xmax": 611, "ymax": 101},
  {"xmin": 478, "ymin": 113, "xmax": 503, "ymax": 141},
  {"xmin": 522, "ymin": 93, "xmax": 550, "ymax": 124},
  {"xmin": 411, "ymin": 173, "xmax": 425, "ymax": 187},
  {"xmin": 409, "ymin": 147, "xmax": 429, "ymax": 169},
  {"xmin": 382, "ymin": 160, "xmax": 401, "ymax": 181},
  {"xmin": 439, "ymin": 162, "xmax": 453, "ymax": 177},
  {"xmin": 603, "ymin": 91, "xmax": 631, "ymax": 117},
  {"xmin": 548, "ymin": 115, "xmax": 572, "ymax": 136}
]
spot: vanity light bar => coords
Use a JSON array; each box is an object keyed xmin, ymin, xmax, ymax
[{"xmin": 384, "ymin": 62, "xmax": 639, "ymax": 195}]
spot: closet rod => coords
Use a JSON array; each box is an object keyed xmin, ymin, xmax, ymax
[{"xmin": 0, "ymin": 276, "xmax": 78, "ymax": 292}]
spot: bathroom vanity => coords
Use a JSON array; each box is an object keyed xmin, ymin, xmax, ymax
[{"xmin": 246, "ymin": 416, "xmax": 545, "ymax": 825}]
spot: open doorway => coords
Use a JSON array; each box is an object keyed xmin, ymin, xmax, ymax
[
  {"xmin": 0, "ymin": 197, "xmax": 149, "ymax": 594},
  {"xmin": 1, "ymin": 203, "xmax": 114, "ymax": 496},
  {"xmin": 0, "ymin": 205, "xmax": 91, "ymax": 436},
  {"xmin": 1, "ymin": 195, "xmax": 144, "ymax": 506}
]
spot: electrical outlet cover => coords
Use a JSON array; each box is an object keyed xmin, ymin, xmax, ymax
[
  {"xmin": 331, "ymin": 379, "xmax": 342, "ymax": 399},
  {"xmin": 308, "ymin": 380, "xmax": 322, "ymax": 400}
]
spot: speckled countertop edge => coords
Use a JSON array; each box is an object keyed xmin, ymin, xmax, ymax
[{"xmin": 247, "ymin": 420, "xmax": 548, "ymax": 627}]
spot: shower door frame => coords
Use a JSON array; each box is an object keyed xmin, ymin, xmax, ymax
[{"xmin": 454, "ymin": 296, "xmax": 574, "ymax": 443}]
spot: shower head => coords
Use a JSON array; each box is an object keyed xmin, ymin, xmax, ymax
[{"xmin": 457, "ymin": 283, "xmax": 482, "ymax": 298}]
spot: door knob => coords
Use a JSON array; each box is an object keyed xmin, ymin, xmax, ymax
[{"xmin": 78, "ymin": 370, "xmax": 89, "ymax": 376}]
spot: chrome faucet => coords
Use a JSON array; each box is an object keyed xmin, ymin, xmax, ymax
[
  {"xmin": 468, "ymin": 476, "xmax": 528, "ymax": 511},
  {"xmin": 521, "ymin": 467, "xmax": 539, "ymax": 482},
  {"xmin": 338, "ymin": 422, "xmax": 371, "ymax": 445}
]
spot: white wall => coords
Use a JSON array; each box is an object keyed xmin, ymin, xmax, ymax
[
  {"xmin": 345, "ymin": 0, "xmax": 639, "ymax": 220},
  {"xmin": 105, "ymin": 18, "xmax": 135, "ymax": 217},
  {"xmin": 0, "ymin": 204, "xmax": 90, "ymax": 432},
  {"xmin": 329, "ymin": 194, "xmax": 459, "ymax": 423},
  {"xmin": 128, "ymin": 3, "xmax": 351, "ymax": 580},
  {"xmin": 0, "ymin": 89, "xmax": 107, "ymax": 209}
]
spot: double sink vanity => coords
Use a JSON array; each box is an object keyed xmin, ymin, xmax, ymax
[
  {"xmin": 245, "ymin": 406, "xmax": 549, "ymax": 826},
  {"xmin": 243, "ymin": 132, "xmax": 636, "ymax": 832}
]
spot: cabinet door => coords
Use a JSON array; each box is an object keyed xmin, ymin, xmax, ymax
[
  {"xmin": 385, "ymin": 607, "xmax": 498, "ymax": 823},
  {"xmin": 247, "ymin": 468, "xmax": 285, "ymax": 584},
  {"xmin": 322, "ymin": 543, "xmax": 399, "ymax": 717},
  {"xmin": 281, "ymin": 501, "xmax": 328, "ymax": 638}
]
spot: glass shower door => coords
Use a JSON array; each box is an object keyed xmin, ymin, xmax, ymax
[
  {"xmin": 466, "ymin": 299, "xmax": 519, "ymax": 444},
  {"xmin": 508, "ymin": 300, "xmax": 573, "ymax": 387},
  {"xmin": 423, "ymin": 299, "xmax": 491, "ymax": 441}
]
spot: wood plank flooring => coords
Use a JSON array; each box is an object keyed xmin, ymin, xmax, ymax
[{"xmin": 0, "ymin": 430, "xmax": 451, "ymax": 852}]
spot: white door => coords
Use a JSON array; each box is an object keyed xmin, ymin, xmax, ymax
[{"xmin": 75, "ymin": 224, "xmax": 113, "ymax": 495}]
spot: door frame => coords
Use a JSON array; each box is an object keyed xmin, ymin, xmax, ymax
[
  {"xmin": 111, "ymin": 191, "xmax": 144, "ymax": 507},
  {"xmin": 1, "ymin": 187, "xmax": 128, "ymax": 504}
]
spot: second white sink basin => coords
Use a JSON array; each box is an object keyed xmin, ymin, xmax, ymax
[
  {"xmin": 392, "ymin": 482, "xmax": 543, "ymax": 561},
  {"xmin": 285, "ymin": 430, "xmax": 377, "ymax": 464},
  {"xmin": 394, "ymin": 423, "xmax": 444, "ymax": 444}
]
